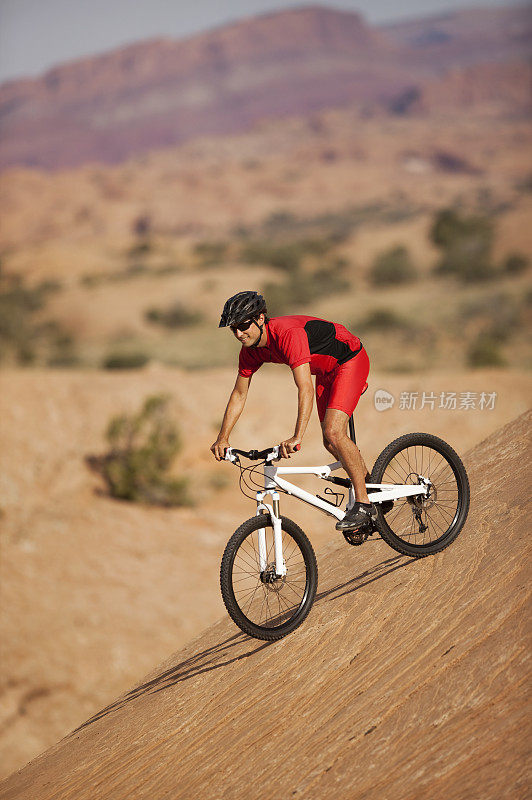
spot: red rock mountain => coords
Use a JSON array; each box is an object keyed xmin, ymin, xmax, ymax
[{"xmin": 0, "ymin": 4, "xmax": 530, "ymax": 171}]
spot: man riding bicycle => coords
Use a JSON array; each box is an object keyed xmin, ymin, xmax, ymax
[{"xmin": 211, "ymin": 290, "xmax": 377, "ymax": 532}]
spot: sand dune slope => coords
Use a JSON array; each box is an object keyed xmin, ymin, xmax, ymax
[{"xmin": 1, "ymin": 409, "xmax": 530, "ymax": 800}]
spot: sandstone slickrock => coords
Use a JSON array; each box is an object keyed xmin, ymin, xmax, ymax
[{"xmin": 1, "ymin": 409, "xmax": 530, "ymax": 799}]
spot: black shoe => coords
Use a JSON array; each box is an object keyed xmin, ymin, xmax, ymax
[{"xmin": 336, "ymin": 501, "xmax": 378, "ymax": 531}]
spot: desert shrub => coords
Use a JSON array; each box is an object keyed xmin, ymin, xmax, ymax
[
  {"xmin": 357, "ymin": 308, "xmax": 412, "ymax": 332},
  {"xmin": 153, "ymin": 263, "xmax": 183, "ymax": 276},
  {"xmin": 80, "ymin": 272, "xmax": 105, "ymax": 288},
  {"xmin": 241, "ymin": 237, "xmax": 337, "ymax": 273},
  {"xmin": 194, "ymin": 241, "xmax": 228, "ymax": 266},
  {"xmin": 128, "ymin": 241, "xmax": 151, "ymax": 258},
  {"xmin": 47, "ymin": 331, "xmax": 80, "ymax": 367},
  {"xmin": 263, "ymin": 263, "xmax": 350, "ymax": 315},
  {"xmin": 102, "ymin": 352, "xmax": 149, "ymax": 370},
  {"xmin": 467, "ymin": 332, "xmax": 506, "ymax": 368},
  {"xmin": 132, "ymin": 214, "xmax": 151, "ymax": 238},
  {"xmin": 515, "ymin": 174, "xmax": 532, "ymax": 194},
  {"xmin": 369, "ymin": 246, "xmax": 417, "ymax": 286},
  {"xmin": 503, "ymin": 253, "xmax": 529, "ymax": 275},
  {"xmin": 0, "ymin": 270, "xmax": 71, "ymax": 364},
  {"xmin": 458, "ymin": 292, "xmax": 523, "ymax": 342},
  {"xmin": 262, "ymin": 210, "xmax": 298, "ymax": 234},
  {"xmin": 241, "ymin": 241, "xmax": 301, "ymax": 272},
  {"xmin": 87, "ymin": 395, "xmax": 191, "ymax": 506},
  {"xmin": 144, "ymin": 302, "xmax": 202, "ymax": 328},
  {"xmin": 430, "ymin": 208, "xmax": 496, "ymax": 282}
]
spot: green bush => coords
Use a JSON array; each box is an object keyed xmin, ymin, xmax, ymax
[
  {"xmin": 128, "ymin": 241, "xmax": 151, "ymax": 258},
  {"xmin": 503, "ymin": 253, "xmax": 529, "ymax": 275},
  {"xmin": 357, "ymin": 308, "xmax": 412, "ymax": 332},
  {"xmin": 467, "ymin": 332, "xmax": 506, "ymax": 368},
  {"xmin": 144, "ymin": 302, "xmax": 202, "ymax": 328},
  {"xmin": 369, "ymin": 246, "xmax": 417, "ymax": 286},
  {"xmin": 240, "ymin": 237, "xmax": 336, "ymax": 273},
  {"xmin": 102, "ymin": 352, "xmax": 150, "ymax": 370},
  {"xmin": 241, "ymin": 241, "xmax": 302, "ymax": 272},
  {"xmin": 431, "ymin": 208, "xmax": 496, "ymax": 283},
  {"xmin": 87, "ymin": 395, "xmax": 191, "ymax": 506},
  {"xmin": 263, "ymin": 263, "xmax": 350, "ymax": 315},
  {"xmin": 194, "ymin": 241, "xmax": 228, "ymax": 266},
  {"xmin": 0, "ymin": 269, "xmax": 71, "ymax": 364},
  {"xmin": 458, "ymin": 292, "xmax": 523, "ymax": 343},
  {"xmin": 47, "ymin": 331, "xmax": 80, "ymax": 367}
]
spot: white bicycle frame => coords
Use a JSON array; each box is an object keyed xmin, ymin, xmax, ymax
[{"xmin": 225, "ymin": 446, "xmax": 431, "ymax": 578}]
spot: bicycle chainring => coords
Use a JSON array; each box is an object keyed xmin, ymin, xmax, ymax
[{"xmin": 342, "ymin": 521, "xmax": 376, "ymax": 546}]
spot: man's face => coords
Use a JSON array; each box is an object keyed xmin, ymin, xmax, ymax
[{"xmin": 231, "ymin": 313, "xmax": 264, "ymax": 347}]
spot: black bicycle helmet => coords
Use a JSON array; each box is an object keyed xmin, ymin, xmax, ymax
[{"xmin": 219, "ymin": 291, "xmax": 267, "ymax": 328}]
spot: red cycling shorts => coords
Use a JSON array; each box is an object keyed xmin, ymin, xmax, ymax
[{"xmin": 315, "ymin": 346, "xmax": 370, "ymax": 423}]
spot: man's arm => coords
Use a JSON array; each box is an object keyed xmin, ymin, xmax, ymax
[
  {"xmin": 279, "ymin": 362, "xmax": 314, "ymax": 458},
  {"xmin": 211, "ymin": 373, "xmax": 251, "ymax": 460}
]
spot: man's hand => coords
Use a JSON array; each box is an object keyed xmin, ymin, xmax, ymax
[
  {"xmin": 211, "ymin": 438, "xmax": 230, "ymax": 461},
  {"xmin": 279, "ymin": 436, "xmax": 302, "ymax": 459}
]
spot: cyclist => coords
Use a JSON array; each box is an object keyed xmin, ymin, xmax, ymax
[{"xmin": 211, "ymin": 290, "xmax": 377, "ymax": 533}]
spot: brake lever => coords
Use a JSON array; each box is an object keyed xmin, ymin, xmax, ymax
[{"xmin": 223, "ymin": 448, "xmax": 239, "ymax": 463}]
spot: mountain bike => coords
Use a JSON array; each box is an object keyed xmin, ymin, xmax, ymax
[{"xmin": 219, "ymin": 431, "xmax": 470, "ymax": 641}]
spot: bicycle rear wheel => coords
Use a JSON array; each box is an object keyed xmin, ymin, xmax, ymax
[
  {"xmin": 371, "ymin": 433, "xmax": 470, "ymax": 558},
  {"xmin": 220, "ymin": 514, "xmax": 317, "ymax": 641}
]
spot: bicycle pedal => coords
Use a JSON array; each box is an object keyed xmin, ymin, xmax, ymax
[{"xmin": 343, "ymin": 521, "xmax": 375, "ymax": 546}]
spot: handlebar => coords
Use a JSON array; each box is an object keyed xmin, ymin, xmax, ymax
[{"xmin": 224, "ymin": 444, "xmax": 300, "ymax": 463}]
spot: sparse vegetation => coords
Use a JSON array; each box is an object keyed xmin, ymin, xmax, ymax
[
  {"xmin": 369, "ymin": 246, "xmax": 418, "ymax": 286},
  {"xmin": 102, "ymin": 352, "xmax": 150, "ymax": 370},
  {"xmin": 357, "ymin": 308, "xmax": 414, "ymax": 332},
  {"xmin": 467, "ymin": 332, "xmax": 506, "ymax": 368},
  {"xmin": 87, "ymin": 395, "xmax": 191, "ymax": 506},
  {"xmin": 194, "ymin": 241, "xmax": 228, "ymax": 266},
  {"xmin": 431, "ymin": 208, "xmax": 496, "ymax": 282},
  {"xmin": 80, "ymin": 261, "xmax": 182, "ymax": 287},
  {"xmin": 503, "ymin": 253, "xmax": 529, "ymax": 275},
  {"xmin": 238, "ymin": 202, "xmax": 420, "ymax": 249},
  {"xmin": 144, "ymin": 302, "xmax": 203, "ymax": 329},
  {"xmin": 128, "ymin": 214, "xmax": 152, "ymax": 257},
  {"xmin": 240, "ymin": 241, "xmax": 303, "ymax": 272},
  {"xmin": 47, "ymin": 331, "xmax": 80, "ymax": 367},
  {"xmin": 263, "ymin": 262, "xmax": 350, "ymax": 315},
  {"xmin": 0, "ymin": 268, "xmax": 76, "ymax": 365},
  {"xmin": 458, "ymin": 291, "xmax": 526, "ymax": 347}
]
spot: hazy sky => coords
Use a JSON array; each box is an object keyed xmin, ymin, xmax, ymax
[{"xmin": 0, "ymin": 0, "xmax": 520, "ymax": 84}]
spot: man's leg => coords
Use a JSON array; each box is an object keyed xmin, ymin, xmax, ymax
[
  {"xmin": 322, "ymin": 437, "xmax": 371, "ymax": 482},
  {"xmin": 321, "ymin": 409, "xmax": 370, "ymax": 503}
]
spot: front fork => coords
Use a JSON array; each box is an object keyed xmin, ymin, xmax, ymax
[{"xmin": 256, "ymin": 492, "xmax": 286, "ymax": 577}]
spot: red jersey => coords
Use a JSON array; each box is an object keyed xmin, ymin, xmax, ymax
[{"xmin": 238, "ymin": 315, "xmax": 362, "ymax": 378}]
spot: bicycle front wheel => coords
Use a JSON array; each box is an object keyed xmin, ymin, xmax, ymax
[
  {"xmin": 371, "ymin": 432, "xmax": 470, "ymax": 558},
  {"xmin": 220, "ymin": 514, "xmax": 317, "ymax": 641}
]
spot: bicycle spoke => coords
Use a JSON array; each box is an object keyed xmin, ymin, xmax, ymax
[{"xmin": 377, "ymin": 440, "xmax": 466, "ymax": 548}]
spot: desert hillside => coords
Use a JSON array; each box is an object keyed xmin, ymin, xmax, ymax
[
  {"xmin": 0, "ymin": 2, "xmax": 530, "ymax": 787},
  {"xmin": 1, "ymin": 408, "xmax": 529, "ymax": 799},
  {"xmin": 1, "ymin": 102, "xmax": 531, "ymax": 374},
  {"xmin": 0, "ymin": 365, "xmax": 530, "ymax": 780}
]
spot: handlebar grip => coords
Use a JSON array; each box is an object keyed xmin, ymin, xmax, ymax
[{"xmin": 294, "ymin": 444, "xmax": 301, "ymax": 451}]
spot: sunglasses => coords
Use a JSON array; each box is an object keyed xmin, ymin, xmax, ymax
[{"xmin": 230, "ymin": 319, "xmax": 255, "ymax": 333}]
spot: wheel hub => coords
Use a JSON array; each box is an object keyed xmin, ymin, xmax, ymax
[
  {"xmin": 260, "ymin": 564, "xmax": 286, "ymax": 591},
  {"xmin": 406, "ymin": 474, "xmax": 435, "ymax": 510}
]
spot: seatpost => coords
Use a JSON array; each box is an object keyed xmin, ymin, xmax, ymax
[{"xmin": 348, "ymin": 415, "xmax": 357, "ymax": 444}]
